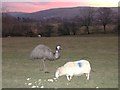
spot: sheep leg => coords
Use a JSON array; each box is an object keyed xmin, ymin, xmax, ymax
[
  {"xmin": 66, "ymin": 75, "xmax": 72, "ymax": 81},
  {"xmin": 42, "ymin": 59, "xmax": 49, "ymax": 73},
  {"xmin": 86, "ymin": 73, "xmax": 90, "ymax": 80},
  {"xmin": 69, "ymin": 76, "xmax": 72, "ymax": 81},
  {"xmin": 66, "ymin": 75, "xmax": 70, "ymax": 81}
]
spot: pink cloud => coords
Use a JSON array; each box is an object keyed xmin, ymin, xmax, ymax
[{"xmin": 2, "ymin": 2, "xmax": 88, "ymax": 13}]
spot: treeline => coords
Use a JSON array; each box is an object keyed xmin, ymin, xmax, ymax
[{"xmin": 2, "ymin": 7, "xmax": 118, "ymax": 37}]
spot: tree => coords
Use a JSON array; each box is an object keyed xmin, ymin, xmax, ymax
[
  {"xmin": 69, "ymin": 22, "xmax": 78, "ymax": 35},
  {"xmin": 97, "ymin": 8, "xmax": 112, "ymax": 34},
  {"xmin": 57, "ymin": 23, "xmax": 66, "ymax": 36},
  {"xmin": 2, "ymin": 13, "xmax": 17, "ymax": 37},
  {"xmin": 80, "ymin": 7, "xmax": 94, "ymax": 34},
  {"xmin": 43, "ymin": 24, "xmax": 54, "ymax": 37},
  {"xmin": 57, "ymin": 21, "xmax": 71, "ymax": 36},
  {"xmin": 118, "ymin": 10, "xmax": 120, "ymax": 34}
]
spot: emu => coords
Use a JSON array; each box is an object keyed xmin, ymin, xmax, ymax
[{"xmin": 30, "ymin": 44, "xmax": 62, "ymax": 73}]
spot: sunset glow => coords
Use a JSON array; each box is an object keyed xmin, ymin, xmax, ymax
[
  {"xmin": 2, "ymin": 2, "xmax": 83, "ymax": 13},
  {"xmin": 89, "ymin": 0, "xmax": 119, "ymax": 7},
  {"xmin": 2, "ymin": 0, "xmax": 119, "ymax": 13}
]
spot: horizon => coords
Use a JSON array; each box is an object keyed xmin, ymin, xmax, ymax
[
  {"xmin": 3, "ymin": 6, "xmax": 119, "ymax": 13},
  {"xmin": 2, "ymin": 1, "xmax": 119, "ymax": 13}
]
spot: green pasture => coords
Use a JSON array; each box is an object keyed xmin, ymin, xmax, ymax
[{"xmin": 2, "ymin": 36, "xmax": 118, "ymax": 88}]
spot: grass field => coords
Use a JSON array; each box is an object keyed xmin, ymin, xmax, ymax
[{"xmin": 2, "ymin": 36, "xmax": 118, "ymax": 88}]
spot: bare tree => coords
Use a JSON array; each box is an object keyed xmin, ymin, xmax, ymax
[
  {"xmin": 97, "ymin": 8, "xmax": 112, "ymax": 34},
  {"xmin": 2, "ymin": 5, "xmax": 9, "ymax": 13},
  {"xmin": 80, "ymin": 7, "xmax": 94, "ymax": 34},
  {"xmin": 41, "ymin": 24, "xmax": 54, "ymax": 37},
  {"xmin": 57, "ymin": 21, "xmax": 71, "ymax": 36},
  {"xmin": 2, "ymin": 13, "xmax": 17, "ymax": 37},
  {"xmin": 70, "ymin": 22, "xmax": 78, "ymax": 35},
  {"xmin": 118, "ymin": 9, "xmax": 120, "ymax": 34},
  {"xmin": 2, "ymin": 5, "xmax": 16, "ymax": 37}
]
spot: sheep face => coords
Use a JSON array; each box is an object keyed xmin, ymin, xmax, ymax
[
  {"xmin": 55, "ymin": 69, "xmax": 59, "ymax": 79},
  {"xmin": 55, "ymin": 66, "xmax": 66, "ymax": 79}
]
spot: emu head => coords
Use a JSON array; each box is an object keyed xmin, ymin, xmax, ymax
[
  {"xmin": 56, "ymin": 45, "xmax": 62, "ymax": 50},
  {"xmin": 54, "ymin": 45, "xmax": 62, "ymax": 60}
]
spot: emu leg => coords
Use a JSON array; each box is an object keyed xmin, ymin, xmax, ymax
[
  {"xmin": 42, "ymin": 60, "xmax": 49, "ymax": 73},
  {"xmin": 39, "ymin": 60, "xmax": 43, "ymax": 71}
]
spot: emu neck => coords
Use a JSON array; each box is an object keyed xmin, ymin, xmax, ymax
[{"xmin": 54, "ymin": 50, "xmax": 60, "ymax": 59}]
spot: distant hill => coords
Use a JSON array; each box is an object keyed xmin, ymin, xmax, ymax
[
  {"xmin": 8, "ymin": 12, "xmax": 27, "ymax": 17},
  {"xmin": 8, "ymin": 7, "xmax": 118, "ymax": 21}
]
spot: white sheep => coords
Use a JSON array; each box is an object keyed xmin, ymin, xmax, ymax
[
  {"xmin": 38, "ymin": 35, "xmax": 41, "ymax": 37},
  {"xmin": 55, "ymin": 60, "xmax": 91, "ymax": 81}
]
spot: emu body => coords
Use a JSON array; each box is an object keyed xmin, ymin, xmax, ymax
[{"xmin": 30, "ymin": 44, "xmax": 62, "ymax": 73}]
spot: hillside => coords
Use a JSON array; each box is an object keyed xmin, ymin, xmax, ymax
[{"xmin": 8, "ymin": 7, "xmax": 118, "ymax": 21}]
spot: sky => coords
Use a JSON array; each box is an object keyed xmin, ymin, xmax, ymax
[{"xmin": 2, "ymin": 0, "xmax": 119, "ymax": 13}]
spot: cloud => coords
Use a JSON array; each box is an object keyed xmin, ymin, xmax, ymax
[
  {"xmin": 2, "ymin": 0, "xmax": 90, "ymax": 2},
  {"xmin": 27, "ymin": 2, "xmax": 50, "ymax": 5}
]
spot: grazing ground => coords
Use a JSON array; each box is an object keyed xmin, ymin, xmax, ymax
[{"xmin": 2, "ymin": 35, "xmax": 118, "ymax": 88}]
